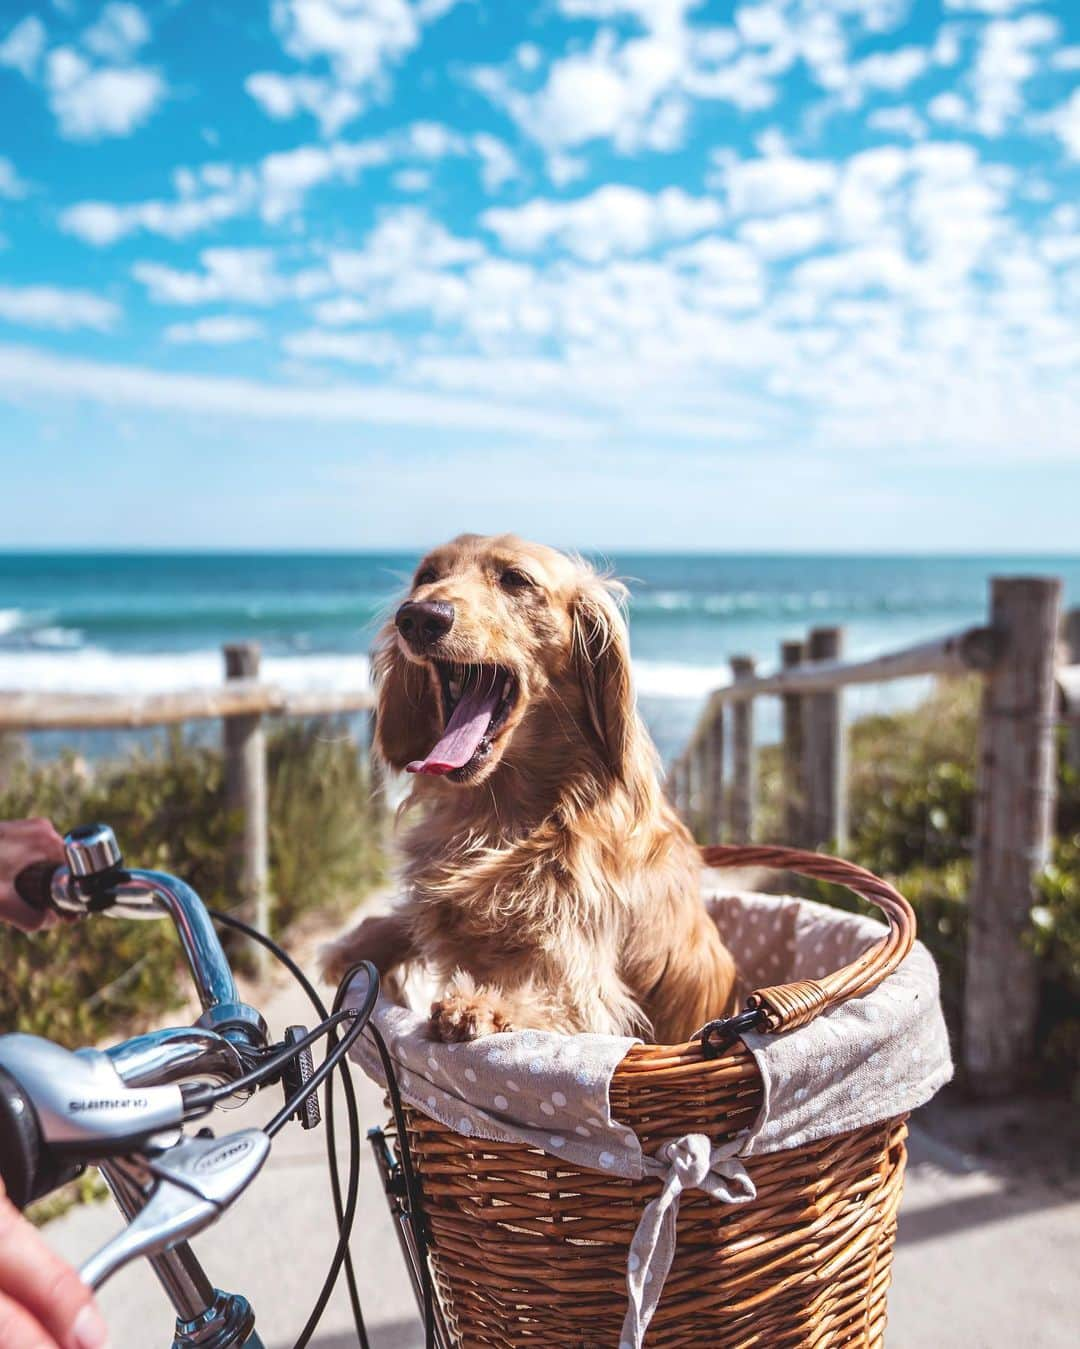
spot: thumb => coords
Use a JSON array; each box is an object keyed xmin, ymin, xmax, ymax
[{"xmin": 0, "ymin": 1194, "xmax": 109, "ymax": 1348}]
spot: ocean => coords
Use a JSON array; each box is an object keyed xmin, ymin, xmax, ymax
[{"xmin": 2, "ymin": 552, "xmax": 1078, "ymax": 764}]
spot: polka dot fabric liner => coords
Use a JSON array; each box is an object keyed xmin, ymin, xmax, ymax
[
  {"xmin": 346, "ymin": 887, "xmax": 951, "ymax": 1170},
  {"xmin": 345, "ymin": 888, "xmax": 952, "ymax": 1348}
]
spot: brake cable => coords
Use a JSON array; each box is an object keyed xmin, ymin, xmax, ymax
[
  {"xmin": 180, "ymin": 1011, "xmax": 359, "ymax": 1118},
  {"xmin": 208, "ymin": 909, "xmax": 374, "ymax": 1349}
]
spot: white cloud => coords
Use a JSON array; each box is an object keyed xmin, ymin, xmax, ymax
[
  {"xmin": 133, "ymin": 248, "xmax": 321, "ymax": 306},
  {"xmin": 970, "ymin": 13, "xmax": 1060, "ymax": 136},
  {"xmin": 0, "ymin": 157, "xmax": 29, "ymax": 200},
  {"xmin": 270, "ymin": 0, "xmax": 419, "ymax": 88},
  {"xmin": 327, "ymin": 209, "xmax": 483, "ymax": 291},
  {"xmin": 60, "ymin": 121, "xmax": 510, "ymax": 248},
  {"xmin": 164, "ymin": 316, "xmax": 265, "ymax": 345},
  {"xmin": 405, "ymin": 121, "xmax": 466, "ymax": 158},
  {"xmin": 310, "ymin": 296, "xmax": 372, "ymax": 325},
  {"xmin": 283, "ymin": 328, "xmax": 402, "ymax": 365},
  {"xmin": 1040, "ymin": 88, "xmax": 1080, "ymax": 160},
  {"xmin": 472, "ymin": 133, "xmax": 518, "ymax": 191},
  {"xmin": 943, "ymin": 0, "xmax": 1037, "ymax": 12},
  {"xmin": 83, "ymin": 3, "xmax": 150, "ymax": 64},
  {"xmin": 739, "ymin": 209, "xmax": 828, "ymax": 259},
  {"xmin": 482, "ymin": 186, "xmax": 722, "ymax": 261},
  {"xmin": 259, "ymin": 138, "xmax": 389, "ymax": 220},
  {"xmin": 0, "ymin": 15, "xmax": 47, "ymax": 78},
  {"xmin": 722, "ymin": 154, "xmax": 839, "ymax": 216},
  {"xmin": 849, "ymin": 45, "xmax": 929, "ymax": 94},
  {"xmin": 60, "ymin": 137, "xmax": 393, "ymax": 244},
  {"xmin": 666, "ymin": 238, "xmax": 764, "ymax": 309},
  {"xmin": 1051, "ymin": 46, "xmax": 1080, "ymax": 73},
  {"xmin": 867, "ymin": 105, "xmax": 926, "ymax": 138},
  {"xmin": 245, "ymin": 72, "xmax": 362, "ymax": 136},
  {"xmin": 0, "ymin": 342, "xmax": 592, "ymax": 438},
  {"xmin": 473, "ymin": 23, "xmax": 692, "ymax": 161},
  {"xmin": 928, "ymin": 91, "xmax": 967, "ymax": 124},
  {"xmin": 393, "ymin": 167, "xmax": 430, "ymax": 192},
  {"xmin": 0, "ymin": 284, "xmax": 120, "ymax": 331},
  {"xmin": 60, "ymin": 167, "xmax": 258, "ymax": 245},
  {"xmin": 45, "ymin": 46, "xmax": 164, "ymax": 140}
]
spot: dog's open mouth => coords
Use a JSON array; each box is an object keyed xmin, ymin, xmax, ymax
[{"xmin": 407, "ymin": 662, "xmax": 518, "ymax": 779}]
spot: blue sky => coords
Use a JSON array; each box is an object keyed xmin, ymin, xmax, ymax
[{"xmin": 0, "ymin": 0, "xmax": 1077, "ymax": 551}]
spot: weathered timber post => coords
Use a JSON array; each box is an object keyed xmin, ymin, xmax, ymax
[
  {"xmin": 964, "ymin": 577, "xmax": 1062, "ymax": 1096},
  {"xmin": 684, "ymin": 741, "xmax": 699, "ymax": 836},
  {"xmin": 693, "ymin": 732, "xmax": 711, "ymax": 842},
  {"xmin": 803, "ymin": 627, "xmax": 847, "ymax": 850},
  {"xmin": 707, "ymin": 699, "xmax": 725, "ymax": 844},
  {"xmin": 223, "ymin": 643, "xmax": 270, "ymax": 974},
  {"xmin": 781, "ymin": 639, "xmax": 806, "ymax": 845},
  {"xmin": 1064, "ymin": 608, "xmax": 1080, "ymax": 779},
  {"xmin": 729, "ymin": 657, "xmax": 756, "ymax": 844},
  {"xmin": 366, "ymin": 704, "xmax": 388, "ymax": 837},
  {"xmin": 676, "ymin": 755, "xmax": 691, "ymax": 823}
]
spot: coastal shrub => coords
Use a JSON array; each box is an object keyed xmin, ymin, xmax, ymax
[
  {"xmin": 267, "ymin": 717, "xmax": 385, "ymax": 931},
  {"xmin": 0, "ymin": 723, "xmax": 383, "ymax": 1048},
  {"xmin": 1031, "ymin": 816, "xmax": 1080, "ymax": 1098}
]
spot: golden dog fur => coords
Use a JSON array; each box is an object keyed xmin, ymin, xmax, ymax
[{"xmin": 321, "ymin": 534, "xmax": 737, "ymax": 1043}]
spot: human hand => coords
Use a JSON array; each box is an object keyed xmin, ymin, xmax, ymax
[
  {"xmin": 0, "ymin": 1182, "xmax": 109, "ymax": 1348},
  {"xmin": 0, "ymin": 818, "xmax": 66, "ymax": 932}
]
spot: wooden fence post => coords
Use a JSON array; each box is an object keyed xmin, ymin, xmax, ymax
[
  {"xmin": 366, "ymin": 705, "xmax": 388, "ymax": 835},
  {"xmin": 684, "ymin": 743, "xmax": 699, "ymax": 837},
  {"xmin": 964, "ymin": 577, "xmax": 1062, "ymax": 1096},
  {"xmin": 803, "ymin": 627, "xmax": 847, "ymax": 850},
  {"xmin": 693, "ymin": 733, "xmax": 710, "ymax": 842},
  {"xmin": 1064, "ymin": 607, "xmax": 1080, "ymax": 779},
  {"xmin": 781, "ymin": 639, "xmax": 806, "ymax": 845},
  {"xmin": 707, "ymin": 701, "xmax": 725, "ymax": 844},
  {"xmin": 729, "ymin": 657, "xmax": 756, "ymax": 843},
  {"xmin": 676, "ymin": 755, "xmax": 691, "ymax": 823},
  {"xmin": 223, "ymin": 643, "xmax": 270, "ymax": 975}
]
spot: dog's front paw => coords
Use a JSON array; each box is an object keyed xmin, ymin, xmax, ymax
[
  {"xmin": 429, "ymin": 988, "xmax": 514, "ymax": 1043},
  {"xmin": 318, "ymin": 931, "xmax": 363, "ymax": 987}
]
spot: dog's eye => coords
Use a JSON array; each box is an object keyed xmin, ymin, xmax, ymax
[
  {"xmin": 500, "ymin": 568, "xmax": 534, "ymax": 592},
  {"xmin": 415, "ymin": 567, "xmax": 437, "ymax": 587}
]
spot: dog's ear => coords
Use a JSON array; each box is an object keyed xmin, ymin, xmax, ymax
[
  {"xmin": 571, "ymin": 573, "xmax": 635, "ymax": 781},
  {"xmin": 372, "ymin": 622, "xmax": 441, "ymax": 770}
]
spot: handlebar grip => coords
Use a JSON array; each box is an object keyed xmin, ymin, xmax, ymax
[
  {"xmin": 0, "ymin": 1065, "xmax": 84, "ymax": 1211},
  {"xmin": 0, "ymin": 1066, "xmax": 40, "ymax": 1209},
  {"xmin": 13, "ymin": 862, "xmax": 60, "ymax": 915}
]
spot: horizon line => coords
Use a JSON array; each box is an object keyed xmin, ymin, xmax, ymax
[{"xmin": 1, "ymin": 546, "xmax": 1079, "ymax": 562}]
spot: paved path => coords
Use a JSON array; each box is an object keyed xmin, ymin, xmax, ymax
[{"xmin": 42, "ymin": 945, "xmax": 1079, "ymax": 1348}]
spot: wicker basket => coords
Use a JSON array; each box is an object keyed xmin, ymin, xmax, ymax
[{"xmin": 399, "ymin": 844, "xmax": 918, "ymax": 1348}]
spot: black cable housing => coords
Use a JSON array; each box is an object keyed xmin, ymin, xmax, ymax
[{"xmin": 208, "ymin": 909, "xmax": 374, "ymax": 1349}]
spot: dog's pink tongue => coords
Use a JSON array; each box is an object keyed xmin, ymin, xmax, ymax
[{"xmin": 407, "ymin": 675, "xmax": 504, "ymax": 776}]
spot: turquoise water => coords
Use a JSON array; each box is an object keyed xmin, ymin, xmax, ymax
[{"xmin": 2, "ymin": 552, "xmax": 1078, "ymax": 761}]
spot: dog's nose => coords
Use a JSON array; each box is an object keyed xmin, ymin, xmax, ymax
[{"xmin": 395, "ymin": 600, "xmax": 455, "ymax": 649}]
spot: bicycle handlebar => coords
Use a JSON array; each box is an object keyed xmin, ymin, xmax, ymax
[
  {"xmin": 41, "ymin": 824, "xmax": 268, "ymax": 1049},
  {"xmin": 0, "ymin": 825, "xmax": 271, "ymax": 1212},
  {"xmin": 0, "ymin": 822, "xmax": 382, "ymax": 1340}
]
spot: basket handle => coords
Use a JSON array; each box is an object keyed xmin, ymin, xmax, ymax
[{"xmin": 696, "ymin": 844, "xmax": 916, "ymax": 1054}]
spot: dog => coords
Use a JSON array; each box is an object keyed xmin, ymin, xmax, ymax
[{"xmin": 321, "ymin": 534, "xmax": 737, "ymax": 1044}]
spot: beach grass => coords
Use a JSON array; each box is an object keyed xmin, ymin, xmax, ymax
[{"xmin": 0, "ymin": 719, "xmax": 385, "ymax": 1050}]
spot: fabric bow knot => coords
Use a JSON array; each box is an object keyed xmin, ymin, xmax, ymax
[{"xmin": 619, "ymin": 1133, "xmax": 756, "ymax": 1349}]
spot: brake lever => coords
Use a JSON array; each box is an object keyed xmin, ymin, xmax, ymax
[{"xmin": 79, "ymin": 1129, "xmax": 271, "ymax": 1291}]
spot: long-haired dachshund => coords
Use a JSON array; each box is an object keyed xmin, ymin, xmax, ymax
[{"xmin": 322, "ymin": 534, "xmax": 737, "ymax": 1043}]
